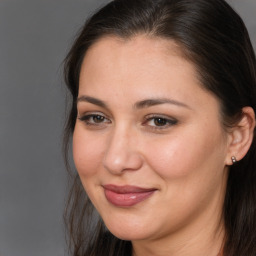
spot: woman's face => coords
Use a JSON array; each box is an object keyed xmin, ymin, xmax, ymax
[{"xmin": 73, "ymin": 36, "xmax": 230, "ymax": 242}]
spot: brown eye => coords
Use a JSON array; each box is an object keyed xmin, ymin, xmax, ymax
[
  {"xmin": 93, "ymin": 115, "xmax": 105, "ymax": 123},
  {"xmin": 143, "ymin": 115, "xmax": 178, "ymax": 130},
  {"xmin": 78, "ymin": 113, "xmax": 111, "ymax": 127},
  {"xmin": 153, "ymin": 118, "xmax": 168, "ymax": 126}
]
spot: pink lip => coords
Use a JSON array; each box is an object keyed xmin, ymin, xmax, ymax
[{"xmin": 103, "ymin": 184, "xmax": 157, "ymax": 207}]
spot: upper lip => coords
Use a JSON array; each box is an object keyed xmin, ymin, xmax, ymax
[{"xmin": 102, "ymin": 184, "xmax": 157, "ymax": 193}]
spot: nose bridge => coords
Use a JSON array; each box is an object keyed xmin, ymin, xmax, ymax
[{"xmin": 103, "ymin": 123, "xmax": 142, "ymax": 174}]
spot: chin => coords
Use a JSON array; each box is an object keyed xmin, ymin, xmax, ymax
[
  {"xmin": 104, "ymin": 220, "xmax": 154, "ymax": 241},
  {"xmin": 110, "ymin": 230, "xmax": 149, "ymax": 241}
]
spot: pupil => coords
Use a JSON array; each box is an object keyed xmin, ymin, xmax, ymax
[
  {"xmin": 93, "ymin": 115, "xmax": 104, "ymax": 123},
  {"xmin": 154, "ymin": 118, "xmax": 166, "ymax": 126}
]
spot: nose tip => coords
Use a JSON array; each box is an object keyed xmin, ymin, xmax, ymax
[
  {"xmin": 103, "ymin": 151, "xmax": 143, "ymax": 174},
  {"xmin": 103, "ymin": 131, "xmax": 143, "ymax": 174}
]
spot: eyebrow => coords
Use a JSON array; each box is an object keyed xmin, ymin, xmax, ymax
[
  {"xmin": 134, "ymin": 98, "xmax": 190, "ymax": 109},
  {"xmin": 77, "ymin": 95, "xmax": 190, "ymax": 110},
  {"xmin": 77, "ymin": 95, "xmax": 108, "ymax": 109}
]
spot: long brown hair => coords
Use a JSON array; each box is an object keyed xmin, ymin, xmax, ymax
[{"xmin": 63, "ymin": 0, "xmax": 256, "ymax": 255}]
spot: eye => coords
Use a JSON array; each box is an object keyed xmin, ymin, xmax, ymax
[
  {"xmin": 143, "ymin": 115, "xmax": 178, "ymax": 130},
  {"xmin": 78, "ymin": 113, "xmax": 111, "ymax": 126},
  {"xmin": 90, "ymin": 115, "xmax": 105, "ymax": 123},
  {"xmin": 151, "ymin": 117, "xmax": 169, "ymax": 126}
]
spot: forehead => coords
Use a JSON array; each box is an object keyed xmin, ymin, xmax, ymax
[
  {"xmin": 83, "ymin": 35, "xmax": 186, "ymax": 68},
  {"xmin": 88, "ymin": 35, "xmax": 184, "ymax": 56},
  {"xmin": 79, "ymin": 35, "xmax": 200, "ymax": 90},
  {"xmin": 78, "ymin": 35, "xmax": 221, "ymax": 117}
]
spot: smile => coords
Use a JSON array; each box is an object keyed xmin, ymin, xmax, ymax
[{"xmin": 102, "ymin": 184, "xmax": 157, "ymax": 207}]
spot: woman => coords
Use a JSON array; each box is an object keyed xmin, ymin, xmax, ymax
[{"xmin": 63, "ymin": 0, "xmax": 256, "ymax": 255}]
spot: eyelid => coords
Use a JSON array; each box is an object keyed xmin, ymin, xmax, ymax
[
  {"xmin": 142, "ymin": 114, "xmax": 178, "ymax": 129},
  {"xmin": 77, "ymin": 111, "xmax": 111, "ymax": 125},
  {"xmin": 77, "ymin": 111, "xmax": 109, "ymax": 118}
]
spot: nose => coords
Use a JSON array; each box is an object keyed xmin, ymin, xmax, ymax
[{"xmin": 103, "ymin": 126, "xmax": 143, "ymax": 175}]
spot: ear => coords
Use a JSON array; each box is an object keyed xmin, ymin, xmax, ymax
[{"xmin": 225, "ymin": 106, "xmax": 255, "ymax": 165}]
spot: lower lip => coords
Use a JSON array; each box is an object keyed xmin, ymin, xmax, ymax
[{"xmin": 104, "ymin": 189, "xmax": 155, "ymax": 207}]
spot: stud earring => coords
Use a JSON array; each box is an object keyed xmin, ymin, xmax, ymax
[{"xmin": 231, "ymin": 156, "xmax": 237, "ymax": 164}]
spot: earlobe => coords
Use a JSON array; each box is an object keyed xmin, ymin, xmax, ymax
[{"xmin": 226, "ymin": 106, "xmax": 255, "ymax": 165}]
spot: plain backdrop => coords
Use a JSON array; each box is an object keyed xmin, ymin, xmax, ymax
[{"xmin": 0, "ymin": 1, "xmax": 255, "ymax": 256}]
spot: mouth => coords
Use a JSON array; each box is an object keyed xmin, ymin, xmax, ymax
[{"xmin": 102, "ymin": 184, "xmax": 157, "ymax": 207}]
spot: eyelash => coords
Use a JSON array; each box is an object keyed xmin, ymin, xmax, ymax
[
  {"xmin": 77, "ymin": 113, "xmax": 178, "ymax": 130},
  {"xmin": 142, "ymin": 114, "xmax": 178, "ymax": 130},
  {"xmin": 78, "ymin": 113, "xmax": 111, "ymax": 126}
]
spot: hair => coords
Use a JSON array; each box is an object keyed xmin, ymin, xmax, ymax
[{"xmin": 63, "ymin": 0, "xmax": 256, "ymax": 255}]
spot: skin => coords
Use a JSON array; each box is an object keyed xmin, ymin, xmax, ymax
[{"xmin": 73, "ymin": 36, "xmax": 232, "ymax": 256}]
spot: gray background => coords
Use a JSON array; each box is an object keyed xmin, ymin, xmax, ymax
[{"xmin": 0, "ymin": 1, "xmax": 255, "ymax": 256}]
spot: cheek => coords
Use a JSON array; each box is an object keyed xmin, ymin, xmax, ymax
[
  {"xmin": 144, "ymin": 126, "xmax": 227, "ymax": 180},
  {"xmin": 72, "ymin": 126, "xmax": 104, "ymax": 177}
]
